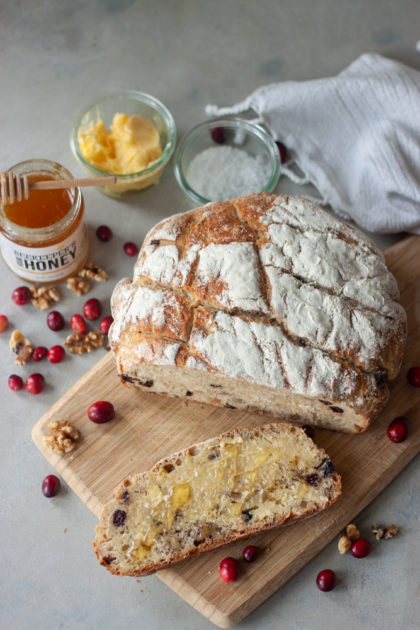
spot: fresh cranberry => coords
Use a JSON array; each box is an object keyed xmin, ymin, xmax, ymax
[
  {"xmin": 302, "ymin": 425, "xmax": 315, "ymax": 439},
  {"xmin": 219, "ymin": 557, "xmax": 239, "ymax": 582},
  {"xmin": 8, "ymin": 374, "xmax": 23, "ymax": 391},
  {"xmin": 70, "ymin": 313, "xmax": 87, "ymax": 334},
  {"xmin": 276, "ymin": 141, "xmax": 288, "ymax": 164},
  {"xmin": 47, "ymin": 345, "xmax": 65, "ymax": 363},
  {"xmin": 88, "ymin": 401, "xmax": 115, "ymax": 424},
  {"xmin": 123, "ymin": 242, "xmax": 139, "ymax": 257},
  {"xmin": 242, "ymin": 545, "xmax": 258, "ymax": 562},
  {"xmin": 42, "ymin": 474, "xmax": 61, "ymax": 497},
  {"xmin": 12, "ymin": 286, "xmax": 31, "ymax": 305},
  {"xmin": 83, "ymin": 298, "xmax": 102, "ymax": 320},
  {"xmin": 33, "ymin": 346, "xmax": 48, "ymax": 362},
  {"xmin": 407, "ymin": 366, "xmax": 420, "ymax": 388},
  {"xmin": 0, "ymin": 314, "xmax": 8, "ymax": 332},
  {"xmin": 99, "ymin": 316, "xmax": 113, "ymax": 335},
  {"xmin": 387, "ymin": 417, "xmax": 409, "ymax": 443},
  {"xmin": 47, "ymin": 310, "xmax": 65, "ymax": 331},
  {"xmin": 96, "ymin": 224, "xmax": 113, "ymax": 242},
  {"xmin": 316, "ymin": 569, "xmax": 336, "ymax": 591},
  {"xmin": 350, "ymin": 539, "xmax": 371, "ymax": 558},
  {"xmin": 210, "ymin": 126, "xmax": 226, "ymax": 144},
  {"xmin": 25, "ymin": 373, "xmax": 45, "ymax": 395}
]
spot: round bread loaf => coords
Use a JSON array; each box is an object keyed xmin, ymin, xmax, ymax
[{"xmin": 109, "ymin": 193, "xmax": 406, "ymax": 433}]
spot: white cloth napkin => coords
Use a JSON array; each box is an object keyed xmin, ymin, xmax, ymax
[{"xmin": 206, "ymin": 53, "xmax": 420, "ymax": 234}]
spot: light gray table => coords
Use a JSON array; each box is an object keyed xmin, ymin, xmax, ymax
[{"xmin": 0, "ymin": 2, "xmax": 419, "ymax": 629}]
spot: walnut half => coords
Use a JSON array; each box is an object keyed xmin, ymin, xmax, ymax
[
  {"xmin": 43, "ymin": 420, "xmax": 80, "ymax": 454},
  {"xmin": 67, "ymin": 276, "xmax": 91, "ymax": 296},
  {"xmin": 64, "ymin": 331, "xmax": 104, "ymax": 353},
  {"xmin": 79, "ymin": 262, "xmax": 108, "ymax": 282},
  {"xmin": 30, "ymin": 286, "xmax": 60, "ymax": 310}
]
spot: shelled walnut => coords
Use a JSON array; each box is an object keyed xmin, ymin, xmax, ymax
[
  {"xmin": 65, "ymin": 331, "xmax": 104, "ymax": 353},
  {"xmin": 79, "ymin": 262, "xmax": 108, "ymax": 282},
  {"xmin": 371, "ymin": 523, "xmax": 399, "ymax": 540},
  {"xmin": 30, "ymin": 286, "xmax": 60, "ymax": 310},
  {"xmin": 67, "ymin": 276, "xmax": 91, "ymax": 295},
  {"xmin": 43, "ymin": 420, "xmax": 80, "ymax": 454}
]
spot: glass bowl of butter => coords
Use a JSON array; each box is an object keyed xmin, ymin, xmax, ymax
[{"xmin": 70, "ymin": 91, "xmax": 176, "ymax": 197}]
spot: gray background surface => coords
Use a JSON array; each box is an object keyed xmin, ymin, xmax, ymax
[{"xmin": 0, "ymin": 1, "xmax": 419, "ymax": 629}]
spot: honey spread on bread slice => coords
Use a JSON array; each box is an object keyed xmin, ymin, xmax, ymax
[{"xmin": 94, "ymin": 423, "xmax": 341, "ymax": 576}]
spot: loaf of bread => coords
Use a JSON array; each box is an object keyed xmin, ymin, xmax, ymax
[
  {"xmin": 109, "ymin": 193, "xmax": 406, "ymax": 432},
  {"xmin": 94, "ymin": 423, "xmax": 342, "ymax": 576}
]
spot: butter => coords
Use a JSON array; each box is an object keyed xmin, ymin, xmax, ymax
[{"xmin": 78, "ymin": 113, "xmax": 162, "ymax": 175}]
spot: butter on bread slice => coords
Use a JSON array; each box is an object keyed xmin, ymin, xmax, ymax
[{"xmin": 93, "ymin": 423, "xmax": 341, "ymax": 576}]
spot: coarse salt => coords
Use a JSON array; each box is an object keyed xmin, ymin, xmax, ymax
[{"xmin": 186, "ymin": 146, "xmax": 267, "ymax": 201}]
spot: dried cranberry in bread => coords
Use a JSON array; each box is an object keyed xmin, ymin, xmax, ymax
[
  {"xmin": 94, "ymin": 423, "xmax": 341, "ymax": 576},
  {"xmin": 109, "ymin": 193, "xmax": 406, "ymax": 433}
]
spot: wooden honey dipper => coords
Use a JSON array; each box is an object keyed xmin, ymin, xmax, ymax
[{"xmin": 0, "ymin": 172, "xmax": 117, "ymax": 206}]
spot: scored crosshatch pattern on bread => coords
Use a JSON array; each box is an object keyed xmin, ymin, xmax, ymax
[
  {"xmin": 109, "ymin": 193, "xmax": 406, "ymax": 433},
  {"xmin": 93, "ymin": 423, "xmax": 342, "ymax": 576}
]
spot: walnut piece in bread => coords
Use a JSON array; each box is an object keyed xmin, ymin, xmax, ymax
[
  {"xmin": 94, "ymin": 423, "xmax": 341, "ymax": 576},
  {"xmin": 109, "ymin": 193, "xmax": 406, "ymax": 433}
]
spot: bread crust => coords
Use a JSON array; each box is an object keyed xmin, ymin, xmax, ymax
[
  {"xmin": 94, "ymin": 423, "xmax": 342, "ymax": 576},
  {"xmin": 109, "ymin": 193, "xmax": 406, "ymax": 432}
]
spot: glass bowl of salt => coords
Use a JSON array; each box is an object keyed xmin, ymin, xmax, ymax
[{"xmin": 174, "ymin": 118, "xmax": 280, "ymax": 204}]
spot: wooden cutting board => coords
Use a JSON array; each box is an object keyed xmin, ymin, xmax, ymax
[{"xmin": 32, "ymin": 235, "xmax": 420, "ymax": 627}]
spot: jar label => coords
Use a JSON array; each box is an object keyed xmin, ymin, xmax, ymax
[{"xmin": 0, "ymin": 220, "xmax": 89, "ymax": 282}]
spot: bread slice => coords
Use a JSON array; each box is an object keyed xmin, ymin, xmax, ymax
[
  {"xmin": 109, "ymin": 193, "xmax": 406, "ymax": 433},
  {"xmin": 94, "ymin": 423, "xmax": 341, "ymax": 576}
]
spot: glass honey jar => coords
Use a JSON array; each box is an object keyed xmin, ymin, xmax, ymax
[{"xmin": 0, "ymin": 159, "xmax": 89, "ymax": 284}]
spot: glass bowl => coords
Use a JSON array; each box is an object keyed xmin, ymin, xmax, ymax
[
  {"xmin": 174, "ymin": 118, "xmax": 280, "ymax": 204},
  {"xmin": 70, "ymin": 90, "xmax": 176, "ymax": 198}
]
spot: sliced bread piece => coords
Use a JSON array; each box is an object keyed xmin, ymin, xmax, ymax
[{"xmin": 94, "ymin": 423, "xmax": 341, "ymax": 576}]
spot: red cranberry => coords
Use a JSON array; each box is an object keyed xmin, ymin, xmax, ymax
[
  {"xmin": 83, "ymin": 298, "xmax": 102, "ymax": 320},
  {"xmin": 276, "ymin": 141, "xmax": 288, "ymax": 164},
  {"xmin": 387, "ymin": 417, "xmax": 409, "ymax": 443},
  {"xmin": 124, "ymin": 242, "xmax": 139, "ymax": 257},
  {"xmin": 88, "ymin": 400, "xmax": 115, "ymax": 424},
  {"xmin": 242, "ymin": 545, "xmax": 258, "ymax": 562},
  {"xmin": 47, "ymin": 310, "xmax": 65, "ymax": 331},
  {"xmin": 96, "ymin": 224, "xmax": 113, "ymax": 242},
  {"xmin": 8, "ymin": 374, "xmax": 23, "ymax": 391},
  {"xmin": 25, "ymin": 373, "xmax": 45, "ymax": 395},
  {"xmin": 210, "ymin": 126, "xmax": 226, "ymax": 144},
  {"xmin": 33, "ymin": 346, "xmax": 48, "ymax": 362},
  {"xmin": 12, "ymin": 286, "xmax": 31, "ymax": 305},
  {"xmin": 407, "ymin": 366, "xmax": 420, "ymax": 388},
  {"xmin": 316, "ymin": 569, "xmax": 336, "ymax": 591},
  {"xmin": 47, "ymin": 345, "xmax": 65, "ymax": 363},
  {"xmin": 0, "ymin": 314, "xmax": 8, "ymax": 332},
  {"xmin": 70, "ymin": 314, "xmax": 87, "ymax": 334},
  {"xmin": 99, "ymin": 315, "xmax": 113, "ymax": 335},
  {"xmin": 42, "ymin": 474, "xmax": 61, "ymax": 497},
  {"xmin": 350, "ymin": 539, "xmax": 371, "ymax": 558},
  {"xmin": 219, "ymin": 557, "xmax": 239, "ymax": 582}
]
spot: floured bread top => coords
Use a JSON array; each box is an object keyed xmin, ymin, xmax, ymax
[{"xmin": 109, "ymin": 193, "xmax": 406, "ymax": 408}]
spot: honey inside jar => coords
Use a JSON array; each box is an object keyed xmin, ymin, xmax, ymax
[
  {"xmin": 3, "ymin": 174, "xmax": 74, "ymax": 229},
  {"xmin": 0, "ymin": 159, "xmax": 89, "ymax": 283}
]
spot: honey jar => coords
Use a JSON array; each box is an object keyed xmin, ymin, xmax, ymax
[{"xmin": 0, "ymin": 159, "xmax": 89, "ymax": 283}]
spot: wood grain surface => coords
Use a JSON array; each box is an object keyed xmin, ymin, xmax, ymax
[{"xmin": 32, "ymin": 235, "xmax": 420, "ymax": 627}]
